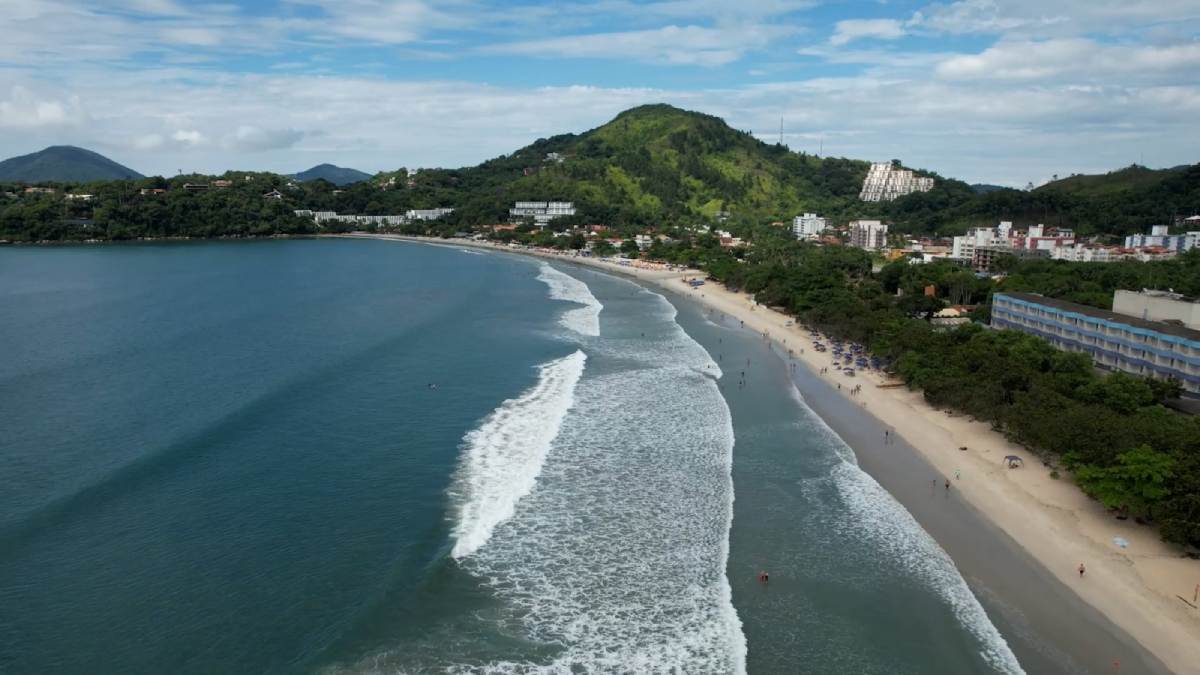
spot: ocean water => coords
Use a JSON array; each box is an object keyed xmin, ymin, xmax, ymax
[{"xmin": 1, "ymin": 239, "xmax": 1020, "ymax": 673}]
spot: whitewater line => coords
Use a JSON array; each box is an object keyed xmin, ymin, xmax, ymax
[
  {"xmin": 536, "ymin": 264, "xmax": 602, "ymax": 337},
  {"xmin": 448, "ymin": 349, "xmax": 587, "ymax": 559}
]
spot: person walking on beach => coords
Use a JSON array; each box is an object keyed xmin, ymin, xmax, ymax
[{"xmin": 1078, "ymin": 563, "xmax": 1086, "ymax": 578}]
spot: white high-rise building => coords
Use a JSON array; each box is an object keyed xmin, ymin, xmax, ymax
[
  {"xmin": 849, "ymin": 220, "xmax": 888, "ymax": 250},
  {"xmin": 859, "ymin": 162, "xmax": 935, "ymax": 202},
  {"xmin": 792, "ymin": 213, "xmax": 826, "ymax": 239}
]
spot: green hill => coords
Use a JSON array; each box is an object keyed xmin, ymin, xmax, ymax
[
  {"xmin": 881, "ymin": 163, "xmax": 1199, "ymax": 236},
  {"xmin": 433, "ymin": 104, "xmax": 877, "ymax": 227},
  {"xmin": 1035, "ymin": 165, "xmax": 1190, "ymax": 199},
  {"xmin": 0, "ymin": 146, "xmax": 143, "ymax": 183},
  {"xmin": 293, "ymin": 163, "xmax": 371, "ymax": 186}
]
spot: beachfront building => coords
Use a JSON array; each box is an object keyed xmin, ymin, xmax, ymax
[
  {"xmin": 293, "ymin": 209, "xmax": 449, "ymax": 228},
  {"xmin": 509, "ymin": 201, "xmax": 576, "ymax": 227},
  {"xmin": 992, "ymin": 291, "xmax": 1200, "ymax": 397},
  {"xmin": 792, "ymin": 213, "xmax": 827, "ymax": 239},
  {"xmin": 859, "ymin": 162, "xmax": 935, "ymax": 202},
  {"xmin": 849, "ymin": 220, "xmax": 888, "ymax": 250}
]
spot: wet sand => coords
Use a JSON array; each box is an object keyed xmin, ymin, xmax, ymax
[{"xmin": 781, "ymin": 345, "xmax": 1171, "ymax": 674}]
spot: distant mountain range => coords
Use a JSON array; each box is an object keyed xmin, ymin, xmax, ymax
[
  {"xmin": 0, "ymin": 146, "xmax": 143, "ymax": 183},
  {"xmin": 293, "ymin": 164, "xmax": 371, "ymax": 185}
]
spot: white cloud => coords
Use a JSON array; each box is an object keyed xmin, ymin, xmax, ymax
[
  {"xmin": 171, "ymin": 130, "xmax": 207, "ymax": 147},
  {"xmin": 829, "ymin": 18, "xmax": 906, "ymax": 46},
  {"xmin": 223, "ymin": 126, "xmax": 305, "ymax": 152},
  {"xmin": 911, "ymin": 0, "xmax": 1200, "ymax": 36},
  {"xmin": 133, "ymin": 133, "xmax": 164, "ymax": 150},
  {"xmin": 936, "ymin": 39, "xmax": 1200, "ymax": 82},
  {"xmin": 0, "ymin": 85, "xmax": 87, "ymax": 128},
  {"xmin": 486, "ymin": 24, "xmax": 790, "ymax": 66}
]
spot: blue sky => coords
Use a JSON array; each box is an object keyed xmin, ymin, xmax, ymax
[{"xmin": 1, "ymin": 0, "xmax": 1198, "ymax": 185}]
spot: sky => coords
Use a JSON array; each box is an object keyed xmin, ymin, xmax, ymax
[{"xmin": 1, "ymin": 0, "xmax": 1197, "ymax": 186}]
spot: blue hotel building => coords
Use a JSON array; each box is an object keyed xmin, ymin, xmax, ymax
[{"xmin": 992, "ymin": 292, "xmax": 1200, "ymax": 397}]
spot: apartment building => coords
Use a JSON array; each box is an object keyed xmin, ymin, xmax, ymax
[
  {"xmin": 992, "ymin": 292, "xmax": 1200, "ymax": 397},
  {"xmin": 849, "ymin": 220, "xmax": 888, "ymax": 250},
  {"xmin": 858, "ymin": 162, "xmax": 935, "ymax": 202}
]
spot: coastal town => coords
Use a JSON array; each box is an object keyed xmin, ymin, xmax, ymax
[{"xmin": 3, "ymin": 117, "xmax": 1200, "ymax": 675}]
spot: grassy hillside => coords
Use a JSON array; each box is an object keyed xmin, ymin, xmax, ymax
[{"xmin": 430, "ymin": 104, "xmax": 883, "ymax": 227}]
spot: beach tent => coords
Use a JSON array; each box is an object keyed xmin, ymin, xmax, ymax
[{"xmin": 1003, "ymin": 455, "xmax": 1024, "ymax": 468}]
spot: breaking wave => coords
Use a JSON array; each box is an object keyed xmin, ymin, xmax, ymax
[
  {"xmin": 452, "ymin": 283, "xmax": 745, "ymax": 673},
  {"xmin": 536, "ymin": 264, "xmax": 602, "ymax": 337},
  {"xmin": 448, "ymin": 350, "xmax": 587, "ymax": 559}
]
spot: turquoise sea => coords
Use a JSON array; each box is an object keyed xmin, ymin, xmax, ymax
[{"xmin": 0, "ymin": 238, "xmax": 1028, "ymax": 673}]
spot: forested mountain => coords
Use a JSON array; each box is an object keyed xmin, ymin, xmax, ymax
[
  {"xmin": 429, "ymin": 104, "xmax": 880, "ymax": 228},
  {"xmin": 889, "ymin": 163, "xmax": 1200, "ymax": 236},
  {"xmin": 0, "ymin": 146, "xmax": 143, "ymax": 182},
  {"xmin": 293, "ymin": 164, "xmax": 371, "ymax": 185}
]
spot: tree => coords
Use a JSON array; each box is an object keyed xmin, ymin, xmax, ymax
[
  {"xmin": 620, "ymin": 238, "xmax": 641, "ymax": 257},
  {"xmin": 592, "ymin": 240, "xmax": 616, "ymax": 257},
  {"xmin": 1074, "ymin": 445, "xmax": 1174, "ymax": 517}
]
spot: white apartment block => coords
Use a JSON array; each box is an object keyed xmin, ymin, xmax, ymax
[
  {"xmin": 406, "ymin": 208, "xmax": 454, "ymax": 221},
  {"xmin": 509, "ymin": 201, "xmax": 576, "ymax": 227},
  {"xmin": 1124, "ymin": 225, "xmax": 1196, "ymax": 252},
  {"xmin": 849, "ymin": 220, "xmax": 888, "ymax": 250},
  {"xmin": 1050, "ymin": 245, "xmax": 1117, "ymax": 263},
  {"xmin": 792, "ymin": 213, "xmax": 826, "ymax": 239},
  {"xmin": 859, "ymin": 162, "xmax": 935, "ymax": 202},
  {"xmin": 294, "ymin": 209, "xmax": 450, "ymax": 227}
]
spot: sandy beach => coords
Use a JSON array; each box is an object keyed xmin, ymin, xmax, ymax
[{"xmin": 348, "ymin": 234, "xmax": 1200, "ymax": 673}]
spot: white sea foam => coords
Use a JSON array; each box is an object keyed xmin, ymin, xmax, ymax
[
  {"xmin": 448, "ymin": 349, "xmax": 587, "ymax": 559},
  {"xmin": 535, "ymin": 264, "xmax": 602, "ymax": 337},
  {"xmin": 827, "ymin": 451, "xmax": 1025, "ymax": 673},
  {"xmin": 783, "ymin": 374, "xmax": 1022, "ymax": 671},
  {"xmin": 452, "ymin": 285, "xmax": 746, "ymax": 674}
]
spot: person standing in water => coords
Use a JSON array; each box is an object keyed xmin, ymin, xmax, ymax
[{"xmin": 757, "ymin": 570, "xmax": 769, "ymax": 583}]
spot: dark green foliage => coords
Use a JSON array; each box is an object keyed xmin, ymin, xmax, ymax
[{"xmin": 891, "ymin": 163, "xmax": 1200, "ymax": 236}]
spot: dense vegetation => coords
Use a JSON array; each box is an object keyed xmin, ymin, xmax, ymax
[
  {"xmin": 2, "ymin": 105, "xmax": 1197, "ymax": 242},
  {"xmin": 624, "ymin": 227, "xmax": 1200, "ymax": 548}
]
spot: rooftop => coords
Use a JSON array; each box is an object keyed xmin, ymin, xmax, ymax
[{"xmin": 996, "ymin": 292, "xmax": 1200, "ymax": 343}]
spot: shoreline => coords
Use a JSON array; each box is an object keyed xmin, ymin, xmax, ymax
[{"xmin": 343, "ymin": 233, "xmax": 1200, "ymax": 673}]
